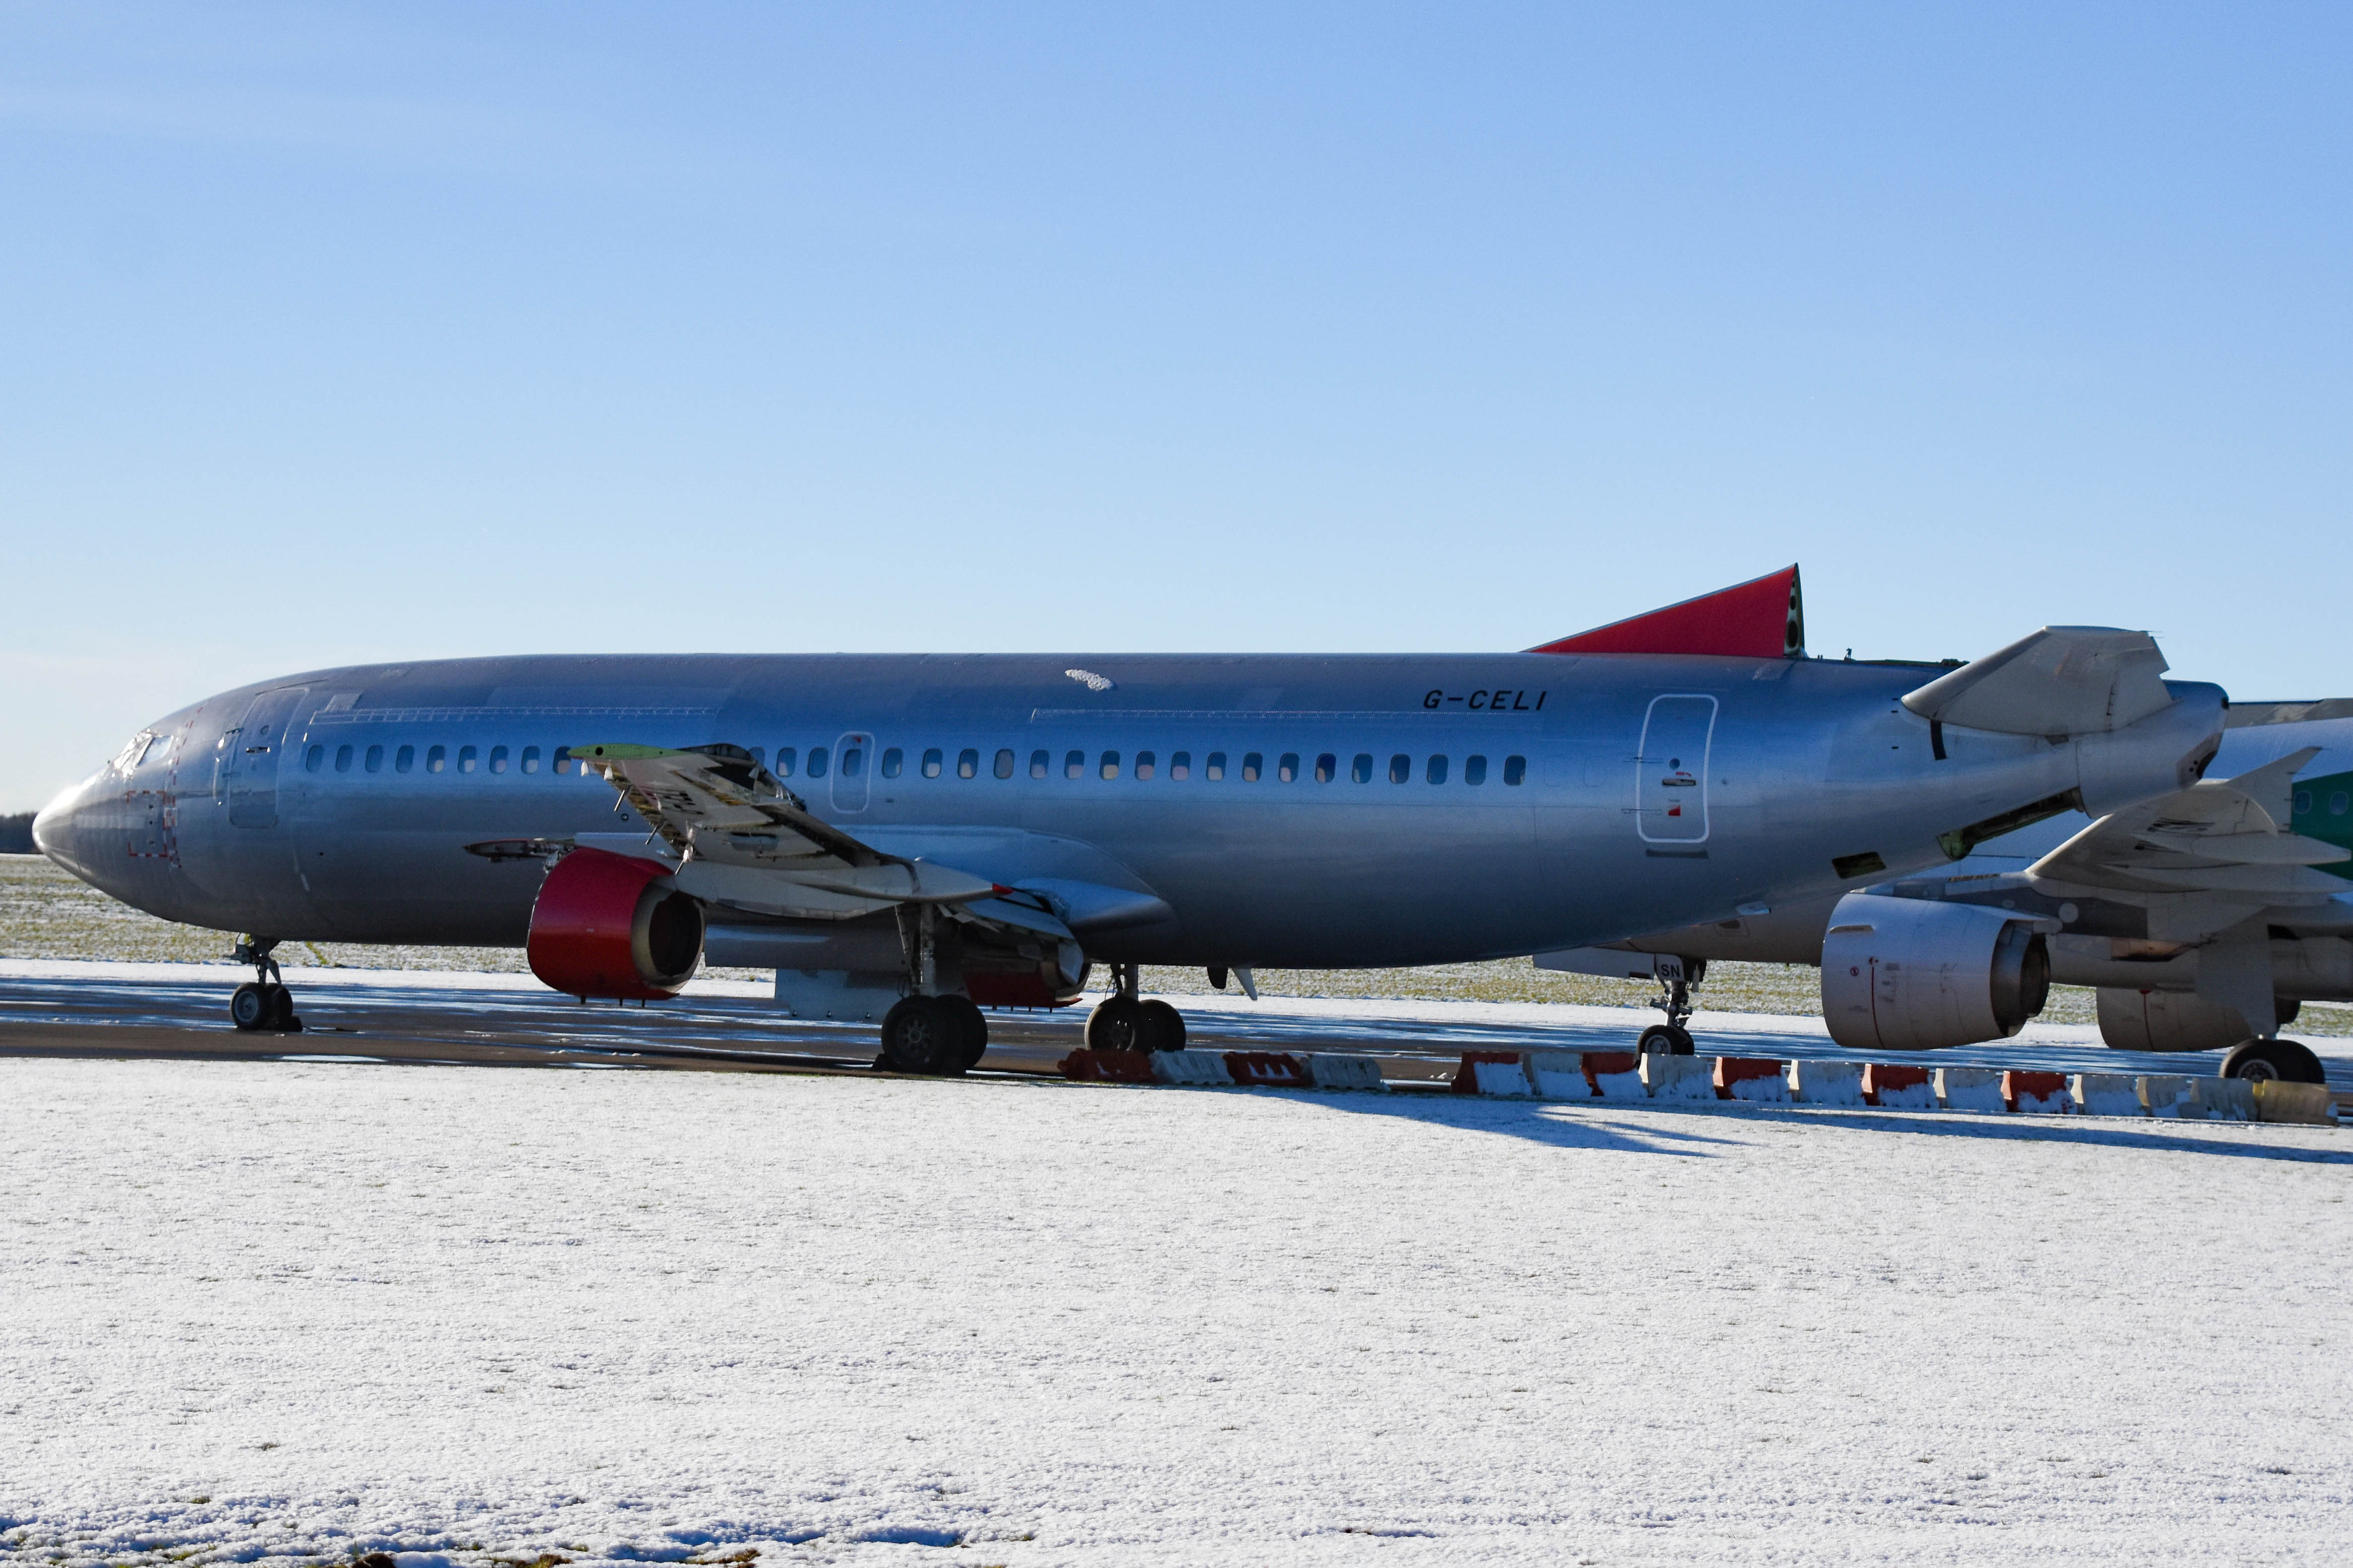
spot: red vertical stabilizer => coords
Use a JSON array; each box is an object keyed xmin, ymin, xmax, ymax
[{"xmin": 1529, "ymin": 565, "xmax": 1803, "ymax": 658}]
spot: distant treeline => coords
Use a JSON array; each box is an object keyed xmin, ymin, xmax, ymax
[{"xmin": 0, "ymin": 813, "xmax": 37, "ymax": 854}]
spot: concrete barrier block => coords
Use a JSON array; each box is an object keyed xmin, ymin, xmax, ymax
[
  {"xmin": 1715, "ymin": 1056, "xmax": 1790, "ymax": 1103},
  {"xmin": 1788, "ymin": 1059, "xmax": 1867, "ymax": 1107},
  {"xmin": 2139, "ymin": 1075, "xmax": 2197, "ymax": 1117},
  {"xmin": 1583, "ymin": 1050, "xmax": 1647, "ymax": 1099},
  {"xmin": 1150, "ymin": 1049, "xmax": 1235, "ymax": 1086},
  {"xmin": 1936, "ymin": 1067, "xmax": 2008, "ymax": 1113},
  {"xmin": 1225, "ymin": 1051, "xmax": 1313, "ymax": 1089},
  {"xmin": 1061, "ymin": 1049, "xmax": 1157, "ymax": 1084},
  {"xmin": 2070, "ymin": 1073, "xmax": 2144, "ymax": 1117},
  {"xmin": 2196, "ymin": 1077, "xmax": 2256, "ymax": 1122},
  {"xmin": 2252, "ymin": 1080, "xmax": 2339, "ymax": 1125},
  {"xmin": 1523, "ymin": 1049, "xmax": 1592, "ymax": 1099},
  {"xmin": 1643, "ymin": 1053, "xmax": 1720, "ymax": 1101},
  {"xmin": 1452, "ymin": 1050, "xmax": 1531, "ymax": 1095},
  {"xmin": 2003, "ymin": 1070, "xmax": 2072, "ymax": 1115},
  {"xmin": 1861, "ymin": 1063, "xmax": 1936, "ymax": 1109},
  {"xmin": 1301, "ymin": 1053, "xmax": 1385, "ymax": 1091}
]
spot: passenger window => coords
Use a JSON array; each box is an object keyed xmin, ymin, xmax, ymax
[
  {"xmin": 1465, "ymin": 754, "xmax": 1487, "ymax": 786},
  {"xmin": 1206, "ymin": 751, "xmax": 1227, "ymax": 781},
  {"xmin": 1504, "ymin": 755, "xmax": 1527, "ymax": 786},
  {"xmin": 397, "ymin": 744, "xmax": 416, "ymax": 774},
  {"xmin": 1352, "ymin": 754, "xmax": 1372, "ymax": 784},
  {"xmin": 1278, "ymin": 753, "xmax": 1298, "ymax": 782},
  {"xmin": 459, "ymin": 745, "xmax": 478, "ymax": 773},
  {"xmin": 1389, "ymin": 754, "xmax": 1410, "ymax": 784},
  {"xmin": 521, "ymin": 745, "xmax": 540, "ymax": 774},
  {"xmin": 995, "ymin": 748, "xmax": 1015, "ymax": 779},
  {"xmin": 2297, "ymin": 790, "xmax": 2314, "ymax": 814},
  {"xmin": 1066, "ymin": 749, "xmax": 1085, "ymax": 779},
  {"xmin": 807, "ymin": 746, "xmax": 828, "ymax": 778},
  {"xmin": 775, "ymin": 747, "xmax": 797, "ymax": 778},
  {"xmin": 428, "ymin": 745, "xmax": 447, "ymax": 774},
  {"xmin": 2333, "ymin": 792, "xmax": 2350, "ymax": 817},
  {"xmin": 1136, "ymin": 751, "xmax": 1156, "ymax": 780},
  {"xmin": 554, "ymin": 745, "xmax": 574, "ymax": 775},
  {"xmin": 1314, "ymin": 753, "xmax": 1335, "ymax": 783},
  {"xmin": 923, "ymin": 748, "xmax": 943, "ymax": 778},
  {"xmin": 1100, "ymin": 751, "xmax": 1121, "ymax": 779},
  {"xmin": 882, "ymin": 747, "xmax": 904, "ymax": 778},
  {"xmin": 304, "ymin": 745, "xmax": 324, "ymax": 772},
  {"xmin": 842, "ymin": 745, "xmax": 865, "ymax": 778},
  {"xmin": 1031, "ymin": 749, "xmax": 1050, "ymax": 779},
  {"xmin": 489, "ymin": 745, "xmax": 509, "ymax": 774},
  {"xmin": 957, "ymin": 747, "xmax": 978, "ymax": 779},
  {"xmin": 1241, "ymin": 752, "xmax": 1262, "ymax": 782},
  {"xmin": 335, "ymin": 744, "xmax": 354, "ymax": 773},
  {"xmin": 1427, "ymin": 754, "xmax": 1447, "ymax": 785},
  {"xmin": 365, "ymin": 744, "xmax": 385, "ymax": 773},
  {"xmin": 1170, "ymin": 751, "xmax": 1191, "ymax": 780}
]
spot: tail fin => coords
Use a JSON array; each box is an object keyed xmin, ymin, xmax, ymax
[{"xmin": 1530, "ymin": 565, "xmax": 1803, "ymax": 658}]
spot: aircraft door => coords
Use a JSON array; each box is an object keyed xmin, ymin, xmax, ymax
[
  {"xmin": 1636, "ymin": 695, "xmax": 1716, "ymax": 845},
  {"xmin": 220, "ymin": 687, "xmax": 310, "ymax": 829},
  {"xmin": 830, "ymin": 731, "xmax": 873, "ymax": 813}
]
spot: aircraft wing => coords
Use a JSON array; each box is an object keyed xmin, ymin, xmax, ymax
[{"xmin": 2023, "ymin": 746, "xmax": 2347, "ymax": 938}]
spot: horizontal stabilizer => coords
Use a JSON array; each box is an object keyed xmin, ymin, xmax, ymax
[
  {"xmin": 1900, "ymin": 626, "xmax": 2172, "ymax": 736},
  {"xmin": 1530, "ymin": 565, "xmax": 1803, "ymax": 659}
]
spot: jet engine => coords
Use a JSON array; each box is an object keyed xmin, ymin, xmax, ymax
[
  {"xmin": 527, "ymin": 846, "xmax": 704, "ymax": 1000},
  {"xmin": 2096, "ymin": 986, "xmax": 2295, "ymax": 1052},
  {"xmin": 1820, "ymin": 893, "xmax": 2050, "ymax": 1051}
]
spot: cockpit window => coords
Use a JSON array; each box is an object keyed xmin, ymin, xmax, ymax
[{"xmin": 111, "ymin": 732, "xmax": 157, "ymax": 774}]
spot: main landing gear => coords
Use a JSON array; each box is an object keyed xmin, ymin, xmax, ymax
[
  {"xmin": 227, "ymin": 937, "xmax": 303, "ymax": 1033},
  {"xmin": 876, "ymin": 904, "xmax": 988, "ymax": 1076},
  {"xmin": 2220, "ymin": 1037, "xmax": 2328, "ymax": 1085},
  {"xmin": 1636, "ymin": 959, "xmax": 1703, "ymax": 1056},
  {"xmin": 1084, "ymin": 963, "xmax": 1186, "ymax": 1053}
]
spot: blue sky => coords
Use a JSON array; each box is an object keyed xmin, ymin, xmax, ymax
[{"xmin": 5, "ymin": 3, "xmax": 2349, "ymax": 809}]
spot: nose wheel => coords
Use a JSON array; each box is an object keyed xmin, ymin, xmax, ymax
[
  {"xmin": 1638, "ymin": 962, "xmax": 1702, "ymax": 1055},
  {"xmin": 228, "ymin": 938, "xmax": 303, "ymax": 1033}
]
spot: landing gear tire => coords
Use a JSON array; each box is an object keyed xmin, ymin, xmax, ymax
[
  {"xmin": 1638, "ymin": 1023, "xmax": 1694, "ymax": 1056},
  {"xmin": 879, "ymin": 995, "xmax": 969, "ymax": 1076},
  {"xmin": 273, "ymin": 986, "xmax": 302, "ymax": 1033},
  {"xmin": 2221, "ymin": 1037, "xmax": 2326, "ymax": 1085},
  {"xmin": 1135, "ymin": 998, "xmax": 1187, "ymax": 1053},
  {"xmin": 940, "ymin": 994, "xmax": 989, "ymax": 1070},
  {"xmin": 230, "ymin": 982, "xmax": 270, "ymax": 1031},
  {"xmin": 1085, "ymin": 994, "xmax": 1144, "ymax": 1051}
]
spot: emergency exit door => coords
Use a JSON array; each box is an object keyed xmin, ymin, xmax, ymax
[{"xmin": 1636, "ymin": 695, "xmax": 1717, "ymax": 845}]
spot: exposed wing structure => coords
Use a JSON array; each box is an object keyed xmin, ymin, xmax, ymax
[
  {"xmin": 1901, "ymin": 626, "xmax": 2173, "ymax": 737},
  {"xmin": 572, "ymin": 743, "xmax": 1010, "ymax": 921},
  {"xmin": 2024, "ymin": 747, "xmax": 2345, "ymax": 939}
]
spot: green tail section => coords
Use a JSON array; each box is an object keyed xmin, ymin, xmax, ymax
[{"xmin": 2288, "ymin": 769, "xmax": 2353, "ymax": 880}]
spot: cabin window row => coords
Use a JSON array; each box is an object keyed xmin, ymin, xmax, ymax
[
  {"xmin": 750, "ymin": 745, "xmax": 1526, "ymax": 787},
  {"xmin": 304, "ymin": 742, "xmax": 595, "ymax": 776}
]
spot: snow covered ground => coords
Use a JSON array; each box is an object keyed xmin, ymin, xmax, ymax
[{"xmin": 2, "ymin": 1057, "xmax": 2347, "ymax": 1565}]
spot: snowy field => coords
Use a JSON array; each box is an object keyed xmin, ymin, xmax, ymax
[{"xmin": 2, "ymin": 1057, "xmax": 2348, "ymax": 1566}]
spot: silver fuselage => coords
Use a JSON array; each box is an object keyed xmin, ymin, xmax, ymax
[{"xmin": 35, "ymin": 651, "xmax": 2224, "ymax": 968}]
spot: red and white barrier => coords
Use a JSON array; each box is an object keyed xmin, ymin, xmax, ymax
[
  {"xmin": 1788, "ymin": 1059, "xmax": 1867, "ymax": 1107},
  {"xmin": 1935, "ymin": 1067, "xmax": 2008, "ymax": 1113},
  {"xmin": 1525, "ymin": 1049, "xmax": 1591, "ymax": 1099},
  {"xmin": 1452, "ymin": 1050, "xmax": 1534, "ymax": 1096},
  {"xmin": 2002, "ymin": 1070, "xmax": 2071, "ymax": 1115},
  {"xmin": 2071, "ymin": 1073, "xmax": 2142, "ymax": 1117},
  {"xmin": 1644, "ymin": 1054, "xmax": 1719, "ymax": 1101},
  {"xmin": 1861, "ymin": 1063, "xmax": 1936, "ymax": 1109},
  {"xmin": 1715, "ymin": 1056, "xmax": 1790, "ymax": 1103},
  {"xmin": 1150, "ymin": 1049, "xmax": 1236, "ymax": 1086},
  {"xmin": 1583, "ymin": 1051, "xmax": 1646, "ymax": 1099},
  {"xmin": 1302, "ymin": 1053, "xmax": 1386, "ymax": 1091},
  {"xmin": 1060, "ymin": 1048, "xmax": 1158, "ymax": 1084},
  {"xmin": 1225, "ymin": 1051, "xmax": 1314, "ymax": 1089},
  {"xmin": 2139, "ymin": 1075, "xmax": 2197, "ymax": 1118}
]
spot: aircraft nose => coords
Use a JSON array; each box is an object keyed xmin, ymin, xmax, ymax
[{"xmin": 32, "ymin": 771, "xmax": 108, "ymax": 883}]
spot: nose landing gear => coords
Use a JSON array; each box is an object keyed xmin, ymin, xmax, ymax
[
  {"xmin": 1637, "ymin": 960, "xmax": 1702, "ymax": 1056},
  {"xmin": 228, "ymin": 937, "xmax": 304, "ymax": 1033}
]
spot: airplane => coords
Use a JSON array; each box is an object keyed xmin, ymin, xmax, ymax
[
  {"xmin": 1541, "ymin": 702, "xmax": 2353, "ymax": 1085},
  {"xmin": 33, "ymin": 566, "xmax": 2230, "ymax": 1076}
]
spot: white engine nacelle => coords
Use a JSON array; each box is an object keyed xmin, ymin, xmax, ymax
[
  {"xmin": 1821, "ymin": 893, "xmax": 2052, "ymax": 1051},
  {"xmin": 2096, "ymin": 986, "xmax": 2288, "ymax": 1052}
]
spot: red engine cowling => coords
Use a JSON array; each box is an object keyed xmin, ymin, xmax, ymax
[{"xmin": 527, "ymin": 847, "xmax": 705, "ymax": 1000}]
